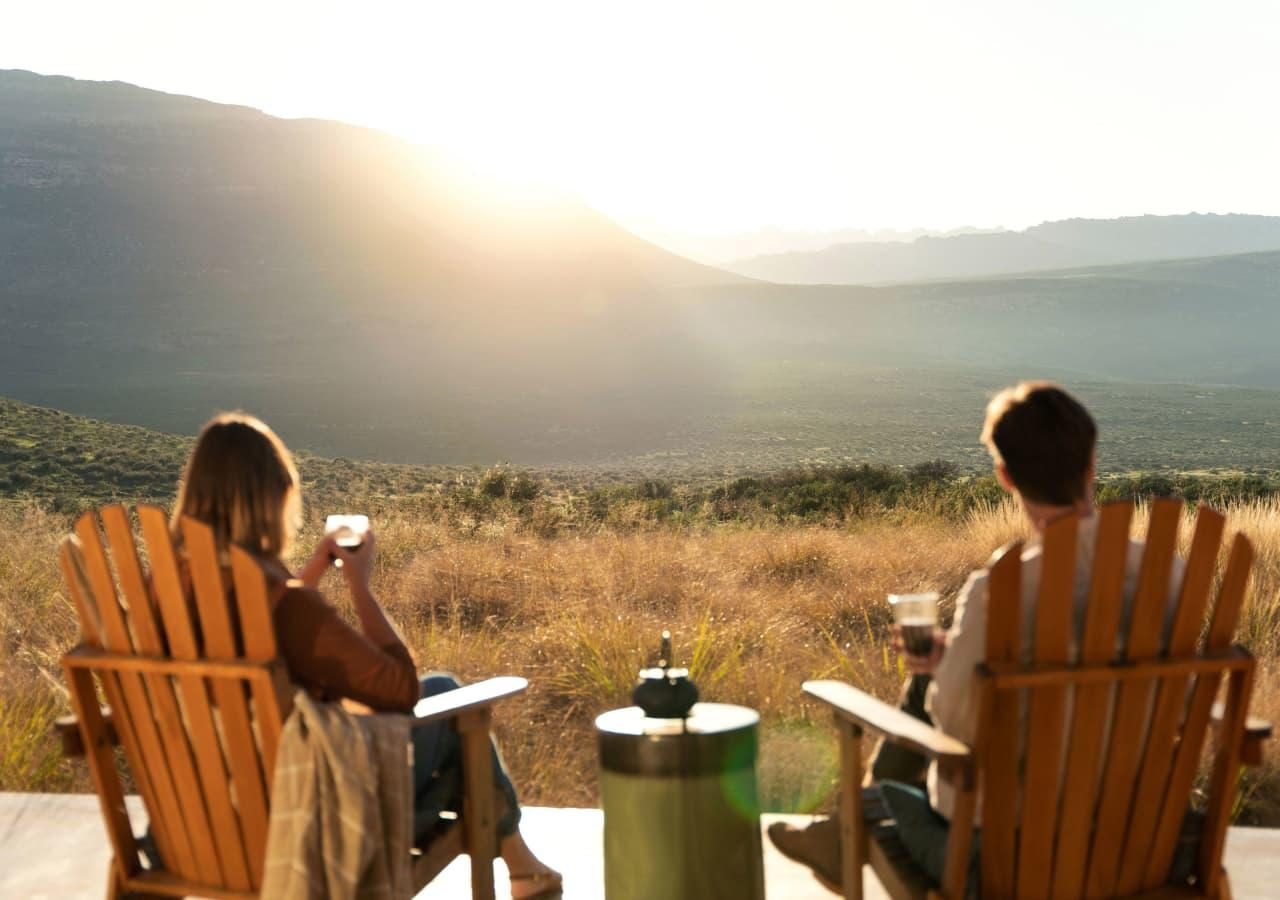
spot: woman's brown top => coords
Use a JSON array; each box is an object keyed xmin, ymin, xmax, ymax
[{"xmin": 273, "ymin": 582, "xmax": 419, "ymax": 714}]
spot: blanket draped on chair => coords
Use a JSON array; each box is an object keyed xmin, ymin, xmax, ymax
[{"xmin": 263, "ymin": 692, "xmax": 413, "ymax": 900}]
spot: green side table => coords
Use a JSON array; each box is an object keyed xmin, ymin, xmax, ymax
[{"xmin": 597, "ymin": 703, "xmax": 765, "ymax": 900}]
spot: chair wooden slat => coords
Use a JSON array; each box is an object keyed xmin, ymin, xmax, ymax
[
  {"xmin": 1085, "ymin": 498, "xmax": 1182, "ymax": 896},
  {"xmin": 138, "ymin": 506, "xmax": 254, "ymax": 890},
  {"xmin": 102, "ymin": 505, "xmax": 226, "ymax": 887},
  {"xmin": 181, "ymin": 517, "xmax": 239, "ymax": 658},
  {"xmin": 979, "ymin": 540, "xmax": 1023, "ymax": 899},
  {"xmin": 183, "ymin": 517, "xmax": 271, "ymax": 888},
  {"xmin": 229, "ymin": 545, "xmax": 277, "ymax": 660},
  {"xmin": 100, "ymin": 505, "xmax": 164, "ymax": 651},
  {"xmin": 73, "ymin": 513, "xmax": 136, "ymax": 653},
  {"xmin": 1017, "ymin": 514, "xmax": 1077, "ymax": 899},
  {"xmin": 74, "ymin": 513, "xmax": 199, "ymax": 882},
  {"xmin": 1155, "ymin": 534, "xmax": 1254, "ymax": 891},
  {"xmin": 1127, "ymin": 498, "xmax": 1185, "ymax": 659},
  {"xmin": 1119, "ymin": 506, "xmax": 1224, "ymax": 892},
  {"xmin": 1206, "ymin": 534, "xmax": 1255, "ymax": 650},
  {"xmin": 231, "ymin": 547, "xmax": 291, "ymax": 787},
  {"xmin": 137, "ymin": 505, "xmax": 200, "ymax": 658},
  {"xmin": 177, "ymin": 671, "xmax": 255, "ymax": 891},
  {"xmin": 1049, "ymin": 501, "xmax": 1133, "ymax": 900},
  {"xmin": 60, "ymin": 537, "xmax": 103, "ymax": 647},
  {"xmin": 207, "ymin": 674, "xmax": 272, "ymax": 888}
]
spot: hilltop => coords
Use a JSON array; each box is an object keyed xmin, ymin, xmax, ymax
[{"xmin": 729, "ymin": 213, "xmax": 1280, "ymax": 284}]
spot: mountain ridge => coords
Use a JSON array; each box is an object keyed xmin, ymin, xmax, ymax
[{"xmin": 728, "ymin": 212, "xmax": 1280, "ymax": 285}]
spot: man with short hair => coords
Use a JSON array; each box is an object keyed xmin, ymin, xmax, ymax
[{"xmin": 769, "ymin": 381, "xmax": 1186, "ymax": 893}]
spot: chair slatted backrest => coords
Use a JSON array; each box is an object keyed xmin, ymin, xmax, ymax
[
  {"xmin": 60, "ymin": 504, "xmax": 294, "ymax": 895},
  {"xmin": 977, "ymin": 500, "xmax": 1255, "ymax": 900}
]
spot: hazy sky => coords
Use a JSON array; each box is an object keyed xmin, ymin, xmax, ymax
[{"xmin": 4, "ymin": 1, "xmax": 1279, "ymax": 235}]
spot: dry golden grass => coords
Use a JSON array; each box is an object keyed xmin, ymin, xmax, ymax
[
  {"xmin": 0, "ymin": 502, "xmax": 89, "ymax": 792},
  {"xmin": 2, "ymin": 497, "xmax": 1278, "ymax": 823},
  {"xmin": 362, "ymin": 515, "xmax": 1003, "ymax": 811}
]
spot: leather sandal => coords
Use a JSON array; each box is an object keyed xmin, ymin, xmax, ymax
[{"xmin": 510, "ymin": 869, "xmax": 563, "ymax": 899}]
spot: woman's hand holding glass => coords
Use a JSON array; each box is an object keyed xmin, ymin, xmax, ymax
[
  {"xmin": 298, "ymin": 533, "xmax": 341, "ymax": 588},
  {"xmin": 297, "ymin": 526, "xmax": 376, "ymax": 589},
  {"xmin": 331, "ymin": 527, "xmax": 376, "ymax": 588}
]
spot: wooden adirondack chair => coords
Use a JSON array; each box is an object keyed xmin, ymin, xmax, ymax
[
  {"xmin": 56, "ymin": 504, "xmax": 526, "ymax": 900},
  {"xmin": 806, "ymin": 500, "xmax": 1273, "ymax": 900}
]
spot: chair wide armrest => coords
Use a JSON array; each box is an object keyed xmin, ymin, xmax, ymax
[
  {"xmin": 1211, "ymin": 700, "xmax": 1273, "ymax": 766},
  {"xmin": 803, "ymin": 679, "xmax": 970, "ymax": 765},
  {"xmin": 411, "ymin": 676, "xmax": 528, "ymax": 727}
]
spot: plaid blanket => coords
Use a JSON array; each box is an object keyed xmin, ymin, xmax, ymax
[{"xmin": 262, "ymin": 692, "xmax": 413, "ymax": 899}]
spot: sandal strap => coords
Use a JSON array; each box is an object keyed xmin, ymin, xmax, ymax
[{"xmin": 510, "ymin": 870, "xmax": 562, "ymax": 884}]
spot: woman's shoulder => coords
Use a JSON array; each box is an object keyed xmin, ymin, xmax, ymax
[
  {"xmin": 275, "ymin": 578, "xmax": 327, "ymax": 606},
  {"xmin": 268, "ymin": 574, "xmax": 336, "ymax": 624}
]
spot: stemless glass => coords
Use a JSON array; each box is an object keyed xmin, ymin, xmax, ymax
[
  {"xmin": 889, "ymin": 592, "xmax": 940, "ymax": 656},
  {"xmin": 324, "ymin": 514, "xmax": 370, "ymax": 567}
]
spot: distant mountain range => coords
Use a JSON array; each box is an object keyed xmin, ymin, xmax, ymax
[
  {"xmin": 682, "ymin": 250, "xmax": 1280, "ymax": 387},
  {"xmin": 631, "ymin": 224, "xmax": 1002, "ymax": 266},
  {"xmin": 728, "ymin": 213, "xmax": 1280, "ymax": 284},
  {"xmin": 3, "ymin": 69, "xmax": 1280, "ymax": 468}
]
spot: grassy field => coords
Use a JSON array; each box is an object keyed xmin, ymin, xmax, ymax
[
  {"xmin": 3, "ymin": 492, "xmax": 1279, "ymax": 826},
  {"xmin": 1, "ymin": 396, "xmax": 1278, "ymax": 826}
]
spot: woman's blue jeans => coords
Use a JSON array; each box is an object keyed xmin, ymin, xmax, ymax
[{"xmin": 413, "ymin": 673, "xmax": 521, "ymax": 847}]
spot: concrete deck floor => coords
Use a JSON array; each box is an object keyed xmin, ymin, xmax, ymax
[{"xmin": 2, "ymin": 792, "xmax": 1278, "ymax": 898}]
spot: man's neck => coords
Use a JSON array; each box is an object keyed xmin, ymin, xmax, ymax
[{"xmin": 1022, "ymin": 497, "xmax": 1094, "ymax": 534}]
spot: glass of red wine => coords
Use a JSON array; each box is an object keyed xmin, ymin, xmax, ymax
[{"xmin": 889, "ymin": 592, "xmax": 940, "ymax": 657}]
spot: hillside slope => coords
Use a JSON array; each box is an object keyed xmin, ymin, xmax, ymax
[
  {"xmin": 729, "ymin": 213, "xmax": 1280, "ymax": 284},
  {"xmin": 0, "ymin": 396, "xmax": 458, "ymax": 509},
  {"xmin": 0, "ymin": 70, "xmax": 741, "ymax": 461}
]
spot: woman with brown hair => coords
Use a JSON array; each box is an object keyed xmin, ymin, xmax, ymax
[{"xmin": 172, "ymin": 412, "xmax": 561, "ymax": 899}]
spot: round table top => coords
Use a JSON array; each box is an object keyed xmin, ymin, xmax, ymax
[
  {"xmin": 595, "ymin": 702, "xmax": 759, "ymax": 738},
  {"xmin": 595, "ymin": 703, "xmax": 760, "ymax": 776}
]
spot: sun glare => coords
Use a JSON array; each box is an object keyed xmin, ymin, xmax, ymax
[{"xmin": 3, "ymin": 1, "xmax": 1280, "ymax": 234}]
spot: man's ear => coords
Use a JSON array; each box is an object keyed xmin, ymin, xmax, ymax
[
  {"xmin": 1082, "ymin": 451, "xmax": 1098, "ymax": 501},
  {"xmin": 995, "ymin": 462, "xmax": 1016, "ymax": 494}
]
